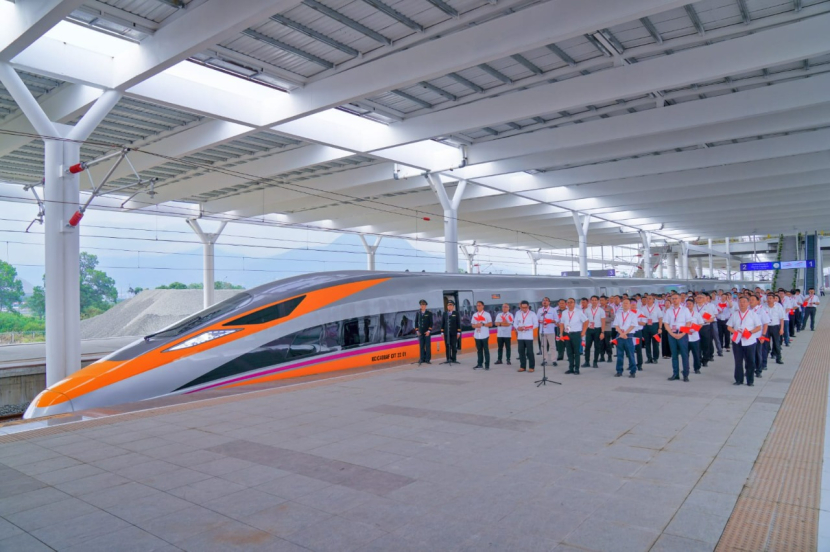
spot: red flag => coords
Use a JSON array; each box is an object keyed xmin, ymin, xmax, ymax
[
  {"xmin": 759, "ymin": 336, "xmax": 769, "ymax": 343},
  {"xmin": 653, "ymin": 334, "xmax": 661, "ymax": 343},
  {"xmin": 803, "ymin": 301, "xmax": 809, "ymax": 308},
  {"xmin": 631, "ymin": 309, "xmax": 638, "ymax": 314},
  {"xmin": 789, "ymin": 309, "xmax": 795, "ymax": 315},
  {"xmin": 506, "ymin": 316, "xmax": 513, "ymax": 323},
  {"xmin": 679, "ymin": 326, "xmax": 691, "ymax": 334},
  {"xmin": 638, "ymin": 313, "xmax": 647, "ymax": 319},
  {"xmin": 562, "ymin": 335, "xmax": 570, "ymax": 341},
  {"xmin": 544, "ymin": 318, "xmax": 555, "ymax": 324},
  {"xmin": 611, "ymin": 338, "xmax": 618, "ymax": 345},
  {"xmin": 718, "ymin": 303, "xmax": 727, "ymax": 309},
  {"xmin": 474, "ymin": 315, "xmax": 485, "ymax": 322},
  {"xmin": 732, "ymin": 331, "xmax": 741, "ymax": 343},
  {"xmin": 691, "ymin": 323, "xmax": 702, "ymax": 332},
  {"xmin": 634, "ymin": 337, "xmax": 639, "ymax": 346},
  {"xmin": 742, "ymin": 329, "xmax": 752, "ymax": 339},
  {"xmin": 702, "ymin": 312, "xmax": 713, "ymax": 321}
]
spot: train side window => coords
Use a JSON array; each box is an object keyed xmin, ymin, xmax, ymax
[
  {"xmin": 394, "ymin": 311, "xmax": 416, "ymax": 339},
  {"xmin": 224, "ymin": 295, "xmax": 304, "ymax": 326},
  {"xmin": 360, "ymin": 315, "xmax": 381, "ymax": 345},
  {"xmin": 342, "ymin": 318, "xmax": 361, "ymax": 349},
  {"xmin": 321, "ymin": 322, "xmax": 341, "ymax": 350},
  {"xmin": 288, "ymin": 326, "xmax": 322, "ymax": 359},
  {"xmin": 431, "ymin": 309, "xmax": 443, "ymax": 333},
  {"xmin": 380, "ymin": 314, "xmax": 395, "ymax": 342}
]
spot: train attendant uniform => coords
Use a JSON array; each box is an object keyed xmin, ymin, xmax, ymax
[
  {"xmin": 537, "ymin": 304, "xmax": 559, "ymax": 366},
  {"xmin": 415, "ymin": 300, "xmax": 433, "ymax": 364},
  {"xmin": 763, "ymin": 296, "xmax": 785, "ymax": 366},
  {"xmin": 440, "ymin": 302, "xmax": 461, "ymax": 363},
  {"xmin": 727, "ymin": 303, "xmax": 762, "ymax": 386},
  {"xmin": 694, "ymin": 300, "xmax": 714, "ymax": 366},
  {"xmin": 612, "ymin": 304, "xmax": 639, "ymax": 377},
  {"xmin": 560, "ymin": 304, "xmax": 588, "ymax": 374},
  {"xmin": 685, "ymin": 300, "xmax": 704, "ymax": 374},
  {"xmin": 600, "ymin": 298, "xmax": 615, "ymax": 362},
  {"xmin": 663, "ymin": 299, "xmax": 692, "ymax": 381},
  {"xmin": 641, "ymin": 299, "xmax": 662, "ymax": 365},
  {"xmin": 472, "ymin": 306, "xmax": 493, "ymax": 370},
  {"xmin": 513, "ymin": 305, "xmax": 538, "ymax": 372},
  {"xmin": 705, "ymin": 296, "xmax": 722, "ymax": 357},
  {"xmin": 494, "ymin": 308, "xmax": 513, "ymax": 365},
  {"xmin": 582, "ymin": 300, "xmax": 605, "ymax": 368},
  {"xmin": 803, "ymin": 290, "xmax": 820, "ymax": 331}
]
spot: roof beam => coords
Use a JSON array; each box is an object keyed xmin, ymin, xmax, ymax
[
  {"xmin": 302, "ymin": 0, "xmax": 391, "ymax": 45},
  {"xmin": 639, "ymin": 16, "xmax": 663, "ymax": 43},
  {"xmin": 360, "ymin": 14, "xmax": 830, "ymax": 150},
  {"xmin": 361, "ymin": 0, "xmax": 423, "ymax": 32},
  {"xmin": 0, "ymin": 0, "xmax": 85, "ymax": 62},
  {"xmin": 425, "ymin": 0, "xmax": 458, "ymax": 18},
  {"xmin": 242, "ymin": 29, "xmax": 334, "ymax": 69},
  {"xmin": 478, "ymin": 63, "xmax": 512, "ymax": 84},
  {"xmin": 126, "ymin": 144, "xmax": 352, "ymax": 208},
  {"xmin": 685, "ymin": 4, "xmax": 705, "ymax": 35},
  {"xmin": 418, "ymin": 81, "xmax": 456, "ymax": 101},
  {"xmin": 447, "ymin": 72, "xmax": 483, "ymax": 93},
  {"xmin": 269, "ymin": 14, "xmax": 359, "ymax": 57},
  {"xmin": 546, "ymin": 43, "xmax": 576, "ymax": 66}
]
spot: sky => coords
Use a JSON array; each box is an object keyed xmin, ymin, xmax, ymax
[{"xmin": 1, "ymin": 200, "xmax": 640, "ymax": 297}]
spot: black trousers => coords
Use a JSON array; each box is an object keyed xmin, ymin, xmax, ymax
[
  {"xmin": 794, "ymin": 308, "xmax": 802, "ymax": 332},
  {"xmin": 418, "ymin": 333, "xmax": 431, "ymax": 363},
  {"xmin": 733, "ymin": 342, "xmax": 756, "ymax": 384},
  {"xmin": 555, "ymin": 326, "xmax": 565, "ymax": 360},
  {"xmin": 633, "ymin": 330, "xmax": 643, "ymax": 367},
  {"xmin": 661, "ymin": 326, "xmax": 671, "ymax": 357},
  {"xmin": 789, "ymin": 312, "xmax": 797, "ymax": 336},
  {"xmin": 517, "ymin": 339, "xmax": 535, "ymax": 369},
  {"xmin": 565, "ymin": 332, "xmax": 582, "ymax": 371},
  {"xmin": 475, "ymin": 338, "xmax": 490, "ymax": 367},
  {"xmin": 443, "ymin": 333, "xmax": 459, "ymax": 361},
  {"xmin": 803, "ymin": 307, "xmax": 816, "ymax": 330},
  {"xmin": 717, "ymin": 320, "xmax": 730, "ymax": 349},
  {"xmin": 584, "ymin": 328, "xmax": 602, "ymax": 364},
  {"xmin": 497, "ymin": 336, "xmax": 511, "ymax": 362},
  {"xmin": 641, "ymin": 323, "xmax": 660, "ymax": 362},
  {"xmin": 767, "ymin": 325, "xmax": 781, "ymax": 362},
  {"xmin": 699, "ymin": 324, "xmax": 713, "ymax": 363},
  {"xmin": 689, "ymin": 340, "xmax": 701, "ymax": 372},
  {"xmin": 603, "ymin": 329, "xmax": 615, "ymax": 359}
]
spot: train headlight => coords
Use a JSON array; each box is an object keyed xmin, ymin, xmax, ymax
[{"xmin": 165, "ymin": 330, "xmax": 240, "ymax": 352}]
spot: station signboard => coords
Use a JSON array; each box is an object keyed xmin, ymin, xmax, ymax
[
  {"xmin": 561, "ymin": 269, "xmax": 616, "ymax": 277},
  {"xmin": 739, "ymin": 260, "xmax": 815, "ymax": 271}
]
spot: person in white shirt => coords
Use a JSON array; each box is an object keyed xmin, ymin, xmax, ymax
[
  {"xmin": 555, "ymin": 298, "xmax": 568, "ymax": 363},
  {"xmin": 707, "ymin": 292, "xmax": 723, "ymax": 358},
  {"xmin": 717, "ymin": 292, "xmax": 733, "ymax": 352},
  {"xmin": 537, "ymin": 298, "xmax": 559, "ymax": 367},
  {"xmin": 663, "ymin": 293, "xmax": 693, "ymax": 381},
  {"xmin": 471, "ymin": 301, "xmax": 493, "ymax": 370},
  {"xmin": 794, "ymin": 289, "xmax": 805, "ymax": 332},
  {"xmin": 600, "ymin": 295, "xmax": 615, "ymax": 363},
  {"xmin": 727, "ymin": 295, "xmax": 763, "ymax": 387},
  {"xmin": 513, "ymin": 300, "xmax": 538, "ymax": 372},
  {"xmin": 778, "ymin": 290, "xmax": 791, "ymax": 346},
  {"xmin": 559, "ymin": 298, "xmax": 589, "ymax": 375},
  {"xmin": 582, "ymin": 295, "xmax": 605, "ymax": 369},
  {"xmin": 612, "ymin": 298, "xmax": 639, "ymax": 377},
  {"xmin": 694, "ymin": 294, "xmax": 715, "ymax": 366},
  {"xmin": 784, "ymin": 290, "xmax": 797, "ymax": 339},
  {"xmin": 749, "ymin": 294, "xmax": 770, "ymax": 378},
  {"xmin": 802, "ymin": 288, "xmax": 820, "ymax": 331},
  {"xmin": 685, "ymin": 298, "xmax": 705, "ymax": 375},
  {"xmin": 763, "ymin": 293, "xmax": 785, "ymax": 366},
  {"xmin": 494, "ymin": 303, "xmax": 514, "ymax": 366},
  {"xmin": 641, "ymin": 294, "xmax": 662, "ymax": 365}
]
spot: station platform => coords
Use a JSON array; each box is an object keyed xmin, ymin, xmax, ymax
[{"xmin": 0, "ymin": 306, "xmax": 826, "ymax": 552}]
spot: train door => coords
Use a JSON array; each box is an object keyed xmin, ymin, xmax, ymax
[
  {"xmin": 444, "ymin": 290, "xmax": 474, "ymax": 331},
  {"xmin": 599, "ymin": 286, "xmax": 608, "ymax": 297}
]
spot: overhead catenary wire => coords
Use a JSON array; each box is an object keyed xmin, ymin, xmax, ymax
[{"xmin": 0, "ymin": 127, "xmax": 668, "ymax": 251}]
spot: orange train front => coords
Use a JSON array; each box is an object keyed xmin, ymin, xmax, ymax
[{"xmin": 26, "ymin": 271, "xmax": 747, "ymax": 419}]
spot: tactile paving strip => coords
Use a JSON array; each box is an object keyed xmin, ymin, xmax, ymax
[{"xmin": 717, "ymin": 308, "xmax": 828, "ymax": 552}]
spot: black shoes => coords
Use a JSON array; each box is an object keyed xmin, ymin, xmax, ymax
[
  {"xmin": 485, "ymin": 366, "xmax": 489, "ymax": 370},
  {"xmin": 614, "ymin": 372, "xmax": 622, "ymax": 377},
  {"xmin": 645, "ymin": 360, "xmax": 654, "ymax": 364},
  {"xmin": 747, "ymin": 383, "xmax": 754, "ymax": 387},
  {"xmin": 565, "ymin": 370, "xmax": 575, "ymax": 374},
  {"xmin": 694, "ymin": 370, "xmax": 701, "ymax": 374},
  {"xmin": 575, "ymin": 369, "xmax": 580, "ymax": 375},
  {"xmin": 592, "ymin": 363, "xmax": 598, "ymax": 368},
  {"xmin": 683, "ymin": 376, "xmax": 689, "ymax": 382},
  {"xmin": 717, "ymin": 352, "xmax": 723, "ymax": 357},
  {"xmin": 668, "ymin": 375, "xmax": 680, "ymax": 381},
  {"xmin": 776, "ymin": 360, "xmax": 784, "ymax": 365},
  {"xmin": 494, "ymin": 360, "xmax": 503, "ymax": 365},
  {"xmin": 637, "ymin": 366, "xmax": 643, "ymax": 371},
  {"xmin": 581, "ymin": 362, "xmax": 590, "ymax": 368},
  {"xmin": 755, "ymin": 372, "xmax": 762, "ymax": 378},
  {"xmin": 629, "ymin": 373, "xmax": 636, "ymax": 378},
  {"xmin": 507, "ymin": 360, "xmax": 512, "ymax": 365},
  {"xmin": 733, "ymin": 381, "xmax": 742, "ymax": 385}
]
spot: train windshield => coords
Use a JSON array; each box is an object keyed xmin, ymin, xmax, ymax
[{"xmin": 145, "ymin": 293, "xmax": 253, "ymax": 340}]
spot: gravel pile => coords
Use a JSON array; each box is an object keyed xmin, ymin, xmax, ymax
[
  {"xmin": 80, "ymin": 289, "xmax": 242, "ymax": 339},
  {"xmin": 0, "ymin": 402, "xmax": 28, "ymax": 417}
]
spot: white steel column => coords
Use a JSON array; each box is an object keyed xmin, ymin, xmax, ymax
[
  {"xmin": 187, "ymin": 219, "xmax": 227, "ymax": 309},
  {"xmin": 358, "ymin": 235, "xmax": 382, "ymax": 271},
  {"xmin": 696, "ymin": 257, "xmax": 704, "ymax": 280},
  {"xmin": 640, "ymin": 231, "xmax": 652, "ymax": 279},
  {"xmin": 708, "ymin": 238, "xmax": 714, "ymax": 278},
  {"xmin": 668, "ymin": 250, "xmax": 677, "ymax": 279},
  {"xmin": 573, "ymin": 212, "xmax": 591, "ymax": 277},
  {"xmin": 0, "ymin": 63, "xmax": 120, "ymax": 385},
  {"xmin": 658, "ymin": 254, "xmax": 664, "ymax": 278},
  {"xmin": 725, "ymin": 237, "xmax": 732, "ymax": 282},
  {"xmin": 681, "ymin": 242, "xmax": 690, "ymax": 279},
  {"xmin": 460, "ymin": 243, "xmax": 478, "ymax": 274},
  {"xmin": 527, "ymin": 251, "xmax": 539, "ymax": 276},
  {"xmin": 426, "ymin": 174, "xmax": 467, "ymax": 273}
]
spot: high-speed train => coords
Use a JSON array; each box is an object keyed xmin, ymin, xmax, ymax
[{"xmin": 25, "ymin": 271, "xmax": 763, "ymax": 418}]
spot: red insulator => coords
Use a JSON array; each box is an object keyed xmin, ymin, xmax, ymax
[
  {"xmin": 68, "ymin": 163, "xmax": 85, "ymax": 174},
  {"xmin": 423, "ymin": 217, "xmax": 431, "ymax": 221},
  {"xmin": 68, "ymin": 211, "xmax": 84, "ymax": 226}
]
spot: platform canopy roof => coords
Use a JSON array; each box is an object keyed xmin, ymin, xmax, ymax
[{"xmin": 1, "ymin": 0, "xmax": 829, "ymax": 251}]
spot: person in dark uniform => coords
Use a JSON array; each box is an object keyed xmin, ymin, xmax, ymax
[
  {"xmin": 415, "ymin": 299, "xmax": 433, "ymax": 364},
  {"xmin": 441, "ymin": 300, "xmax": 462, "ymax": 363}
]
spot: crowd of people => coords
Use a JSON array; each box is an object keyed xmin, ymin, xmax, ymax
[{"xmin": 415, "ymin": 287, "xmax": 820, "ymax": 387}]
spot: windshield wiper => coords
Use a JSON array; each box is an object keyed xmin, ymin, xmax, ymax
[{"xmin": 144, "ymin": 315, "xmax": 205, "ymax": 341}]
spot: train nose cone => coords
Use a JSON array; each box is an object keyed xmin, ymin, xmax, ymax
[{"xmin": 23, "ymin": 389, "xmax": 74, "ymax": 419}]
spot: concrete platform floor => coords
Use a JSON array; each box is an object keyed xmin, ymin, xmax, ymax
[{"xmin": 0, "ymin": 309, "xmax": 823, "ymax": 552}]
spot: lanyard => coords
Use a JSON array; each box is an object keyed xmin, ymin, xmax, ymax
[
  {"xmin": 621, "ymin": 312, "xmax": 629, "ymax": 329},
  {"xmin": 590, "ymin": 307, "xmax": 598, "ymax": 320},
  {"xmin": 520, "ymin": 310, "xmax": 529, "ymax": 324},
  {"xmin": 567, "ymin": 311, "xmax": 575, "ymax": 323},
  {"xmin": 672, "ymin": 307, "xmax": 680, "ymax": 322},
  {"xmin": 738, "ymin": 310, "xmax": 748, "ymax": 327}
]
